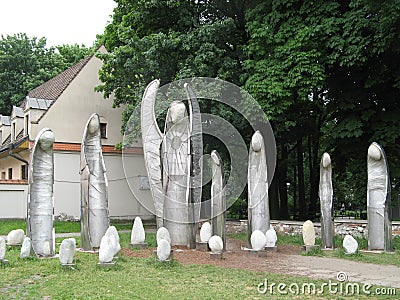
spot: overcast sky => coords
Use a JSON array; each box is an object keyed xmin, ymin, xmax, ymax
[{"xmin": 0, "ymin": 0, "xmax": 116, "ymax": 47}]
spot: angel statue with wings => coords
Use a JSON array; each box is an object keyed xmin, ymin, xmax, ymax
[{"xmin": 141, "ymin": 80, "xmax": 202, "ymax": 248}]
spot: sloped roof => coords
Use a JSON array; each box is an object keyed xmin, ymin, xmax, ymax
[
  {"xmin": 12, "ymin": 106, "xmax": 24, "ymax": 118},
  {"xmin": 27, "ymin": 55, "xmax": 92, "ymax": 100},
  {"xmin": 25, "ymin": 98, "xmax": 53, "ymax": 110}
]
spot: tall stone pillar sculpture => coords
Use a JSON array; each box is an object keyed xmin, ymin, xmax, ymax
[
  {"xmin": 211, "ymin": 150, "xmax": 226, "ymax": 250},
  {"xmin": 247, "ymin": 131, "xmax": 269, "ymax": 245},
  {"xmin": 80, "ymin": 113, "xmax": 110, "ymax": 250},
  {"xmin": 27, "ymin": 128, "xmax": 55, "ymax": 257},
  {"xmin": 367, "ymin": 142, "xmax": 392, "ymax": 251},
  {"xmin": 162, "ymin": 101, "xmax": 191, "ymax": 246},
  {"xmin": 141, "ymin": 80, "xmax": 202, "ymax": 248},
  {"xmin": 319, "ymin": 152, "xmax": 334, "ymax": 249}
]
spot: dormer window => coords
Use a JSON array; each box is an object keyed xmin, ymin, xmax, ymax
[
  {"xmin": 11, "ymin": 122, "xmax": 16, "ymax": 141},
  {"xmin": 24, "ymin": 114, "xmax": 29, "ymax": 136}
]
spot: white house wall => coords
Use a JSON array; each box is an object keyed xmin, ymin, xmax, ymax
[
  {"xmin": 30, "ymin": 49, "xmax": 127, "ymax": 146},
  {"xmin": 53, "ymin": 151, "xmax": 154, "ymax": 220},
  {"xmin": 0, "ymin": 184, "xmax": 28, "ymax": 218}
]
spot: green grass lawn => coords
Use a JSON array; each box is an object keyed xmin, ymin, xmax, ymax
[
  {"xmin": 0, "ymin": 220, "xmax": 135, "ymax": 235},
  {"xmin": 1, "ymin": 238, "xmax": 398, "ymax": 299}
]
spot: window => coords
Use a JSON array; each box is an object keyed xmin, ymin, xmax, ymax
[
  {"xmin": 1, "ymin": 172, "xmax": 5, "ymax": 180},
  {"xmin": 21, "ymin": 165, "xmax": 27, "ymax": 180},
  {"xmin": 100, "ymin": 123, "xmax": 107, "ymax": 139},
  {"xmin": 8, "ymin": 168, "xmax": 12, "ymax": 180},
  {"xmin": 25, "ymin": 114, "xmax": 29, "ymax": 136},
  {"xmin": 12, "ymin": 122, "xmax": 16, "ymax": 141}
]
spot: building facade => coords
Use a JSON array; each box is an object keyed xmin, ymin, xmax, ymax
[{"xmin": 0, "ymin": 46, "xmax": 154, "ymax": 220}]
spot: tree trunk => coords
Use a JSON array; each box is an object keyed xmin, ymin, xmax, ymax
[
  {"xmin": 297, "ymin": 138, "xmax": 307, "ymax": 220},
  {"xmin": 269, "ymin": 173, "xmax": 280, "ymax": 220},
  {"xmin": 293, "ymin": 164, "xmax": 297, "ymax": 220},
  {"xmin": 278, "ymin": 144, "xmax": 289, "ymax": 219}
]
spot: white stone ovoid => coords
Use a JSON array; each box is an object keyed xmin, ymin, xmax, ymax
[
  {"xmin": 59, "ymin": 238, "xmax": 76, "ymax": 264},
  {"xmin": 200, "ymin": 222, "xmax": 212, "ymax": 242},
  {"xmin": 251, "ymin": 230, "xmax": 267, "ymax": 251},
  {"xmin": 208, "ymin": 235, "xmax": 223, "ymax": 254},
  {"xmin": 157, "ymin": 239, "xmax": 171, "ymax": 261},
  {"xmin": 265, "ymin": 226, "xmax": 278, "ymax": 247},
  {"xmin": 99, "ymin": 235, "xmax": 114, "ymax": 263},
  {"xmin": 343, "ymin": 235, "xmax": 358, "ymax": 254},
  {"xmin": 0, "ymin": 238, "xmax": 5, "ymax": 260},
  {"xmin": 20, "ymin": 237, "xmax": 31, "ymax": 258},
  {"xmin": 131, "ymin": 217, "xmax": 145, "ymax": 244},
  {"xmin": 156, "ymin": 227, "xmax": 171, "ymax": 245},
  {"xmin": 105, "ymin": 226, "xmax": 121, "ymax": 256},
  {"xmin": 7, "ymin": 229, "xmax": 24, "ymax": 245},
  {"xmin": 302, "ymin": 220, "xmax": 316, "ymax": 246}
]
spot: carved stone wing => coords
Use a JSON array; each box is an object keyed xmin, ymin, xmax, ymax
[{"xmin": 141, "ymin": 80, "xmax": 164, "ymax": 227}]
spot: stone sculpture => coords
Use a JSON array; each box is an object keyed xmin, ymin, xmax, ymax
[
  {"xmin": 211, "ymin": 150, "xmax": 226, "ymax": 250},
  {"xmin": 131, "ymin": 216, "xmax": 146, "ymax": 244},
  {"xmin": 99, "ymin": 235, "xmax": 114, "ymax": 263},
  {"xmin": 200, "ymin": 222, "xmax": 212, "ymax": 243},
  {"xmin": 105, "ymin": 226, "xmax": 121, "ymax": 257},
  {"xmin": 20, "ymin": 237, "xmax": 31, "ymax": 258},
  {"xmin": 156, "ymin": 227, "xmax": 171, "ymax": 245},
  {"xmin": 59, "ymin": 238, "xmax": 76, "ymax": 265},
  {"xmin": 319, "ymin": 152, "xmax": 334, "ymax": 249},
  {"xmin": 265, "ymin": 226, "xmax": 277, "ymax": 248},
  {"xmin": 157, "ymin": 239, "xmax": 171, "ymax": 261},
  {"xmin": 208, "ymin": 235, "xmax": 223, "ymax": 254},
  {"xmin": 80, "ymin": 113, "xmax": 110, "ymax": 251},
  {"xmin": 302, "ymin": 220, "xmax": 316, "ymax": 246},
  {"xmin": 250, "ymin": 230, "xmax": 267, "ymax": 251},
  {"xmin": 0, "ymin": 238, "xmax": 5, "ymax": 260},
  {"xmin": 7, "ymin": 229, "xmax": 24, "ymax": 245},
  {"xmin": 248, "ymin": 131, "xmax": 270, "ymax": 245},
  {"xmin": 141, "ymin": 80, "xmax": 202, "ymax": 248},
  {"xmin": 367, "ymin": 142, "xmax": 392, "ymax": 251},
  {"xmin": 27, "ymin": 128, "xmax": 55, "ymax": 257},
  {"xmin": 343, "ymin": 235, "xmax": 358, "ymax": 254}
]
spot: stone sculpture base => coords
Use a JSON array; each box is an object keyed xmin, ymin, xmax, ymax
[
  {"xmin": 264, "ymin": 246, "xmax": 277, "ymax": 252},
  {"xmin": 61, "ymin": 263, "xmax": 76, "ymax": 270},
  {"xmin": 196, "ymin": 242, "xmax": 210, "ymax": 252},
  {"xmin": 129, "ymin": 243, "xmax": 147, "ymax": 249},
  {"xmin": 301, "ymin": 245, "xmax": 320, "ymax": 253},
  {"xmin": 210, "ymin": 252, "xmax": 223, "ymax": 260},
  {"xmin": 1, "ymin": 259, "xmax": 9, "ymax": 267},
  {"xmin": 321, "ymin": 247, "xmax": 335, "ymax": 251},
  {"xmin": 97, "ymin": 261, "xmax": 117, "ymax": 268}
]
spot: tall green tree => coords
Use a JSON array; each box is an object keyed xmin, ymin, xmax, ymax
[{"xmin": 0, "ymin": 33, "xmax": 93, "ymax": 115}]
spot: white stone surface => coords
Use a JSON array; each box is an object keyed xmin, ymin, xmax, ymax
[
  {"xmin": 7, "ymin": 229, "xmax": 25, "ymax": 245},
  {"xmin": 42, "ymin": 241, "xmax": 51, "ymax": 256},
  {"xmin": 156, "ymin": 227, "xmax": 171, "ymax": 245},
  {"xmin": 59, "ymin": 238, "xmax": 76, "ymax": 264},
  {"xmin": 302, "ymin": 220, "xmax": 316, "ymax": 246},
  {"xmin": 265, "ymin": 226, "xmax": 278, "ymax": 247},
  {"xmin": 105, "ymin": 226, "xmax": 121, "ymax": 256},
  {"xmin": 157, "ymin": 239, "xmax": 171, "ymax": 261},
  {"xmin": 0, "ymin": 238, "xmax": 5, "ymax": 260},
  {"xmin": 208, "ymin": 235, "xmax": 223, "ymax": 254},
  {"xmin": 99, "ymin": 235, "xmax": 114, "ymax": 263},
  {"xmin": 200, "ymin": 222, "xmax": 212, "ymax": 242},
  {"xmin": 131, "ymin": 217, "xmax": 146, "ymax": 244},
  {"xmin": 343, "ymin": 235, "xmax": 358, "ymax": 254},
  {"xmin": 250, "ymin": 230, "xmax": 267, "ymax": 250},
  {"xmin": 20, "ymin": 237, "xmax": 31, "ymax": 258}
]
